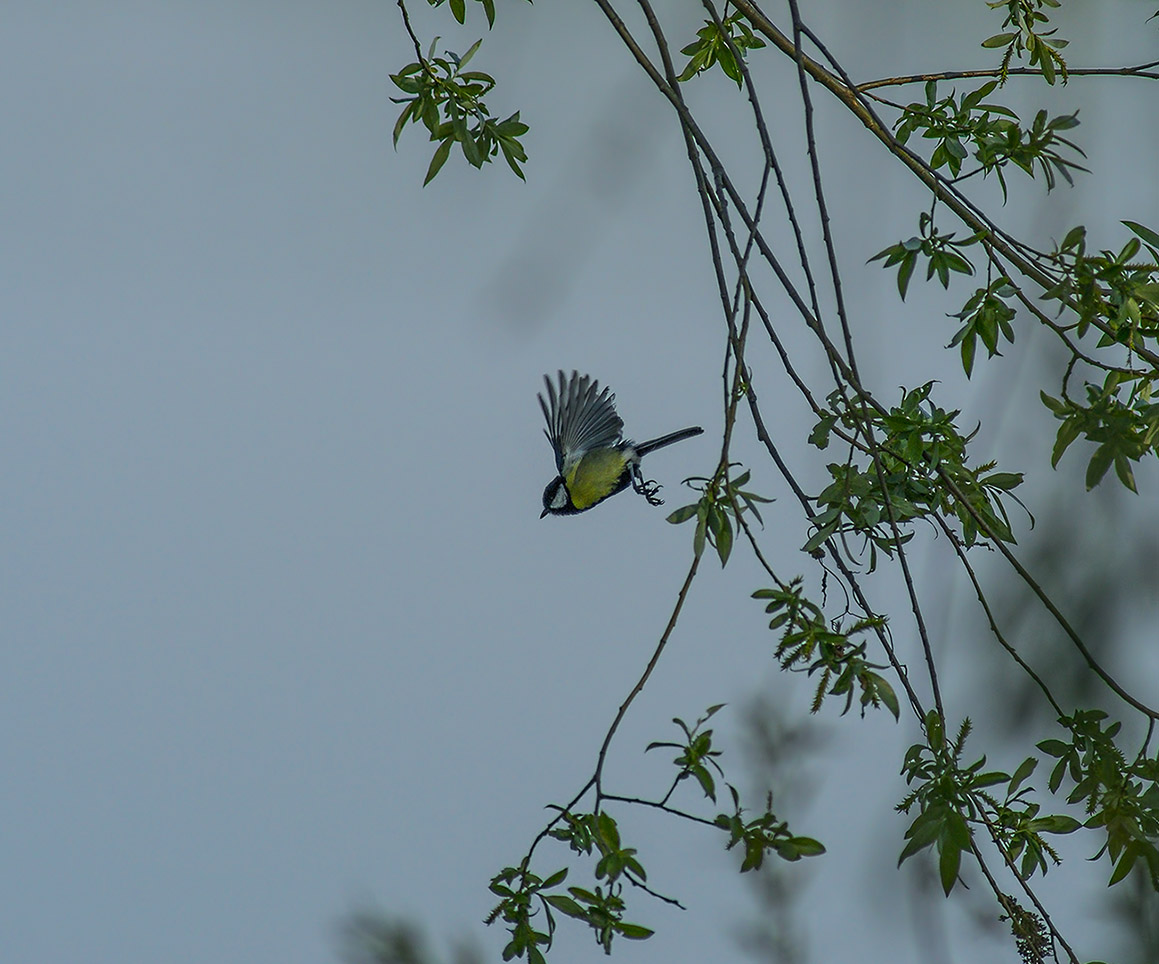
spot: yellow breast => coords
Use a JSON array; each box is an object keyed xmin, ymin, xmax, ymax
[{"xmin": 565, "ymin": 449, "xmax": 629, "ymax": 510}]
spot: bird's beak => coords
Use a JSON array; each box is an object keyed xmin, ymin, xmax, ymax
[{"xmin": 540, "ymin": 508, "xmax": 550, "ymax": 519}]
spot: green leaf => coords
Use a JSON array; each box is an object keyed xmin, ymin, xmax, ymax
[
  {"xmin": 541, "ymin": 867, "xmax": 568, "ymax": 889},
  {"xmin": 392, "ymin": 101, "xmax": 415, "ymax": 147},
  {"xmin": 981, "ymin": 32, "xmax": 1016, "ymax": 47},
  {"xmin": 983, "ymin": 472, "xmax": 1023, "ymax": 490},
  {"xmin": 791, "ymin": 836, "xmax": 826, "ymax": 856},
  {"xmin": 960, "ymin": 330, "xmax": 976, "ymax": 377},
  {"xmin": 666, "ymin": 504, "xmax": 699, "ymax": 524},
  {"xmin": 616, "ymin": 923, "xmax": 655, "ymax": 940},
  {"xmin": 1051, "ymin": 418, "xmax": 1081, "ymax": 468},
  {"xmin": 1030, "ymin": 814, "xmax": 1081, "ymax": 834},
  {"xmin": 1009, "ymin": 756, "xmax": 1038, "ymax": 795},
  {"xmin": 1085, "ymin": 443, "xmax": 1115, "ymax": 489},
  {"xmin": 1123, "ymin": 219, "xmax": 1159, "ymax": 249},
  {"xmin": 870, "ymin": 673, "xmax": 900, "ymax": 720},
  {"xmin": 459, "ymin": 37, "xmax": 483, "ymax": 69},
  {"xmin": 693, "ymin": 765, "xmax": 717, "ymax": 801},
  {"xmin": 1113, "ymin": 453, "xmax": 1137, "ymax": 493},
  {"xmin": 544, "ymin": 894, "xmax": 588, "ymax": 919},
  {"xmin": 715, "ymin": 512, "xmax": 733, "ymax": 567},
  {"xmin": 939, "ymin": 838, "xmax": 962, "ymax": 895},
  {"xmin": 802, "ymin": 520, "xmax": 838, "ymax": 554},
  {"xmin": 1039, "ymin": 391, "xmax": 1067, "ymax": 416},
  {"xmin": 1108, "ymin": 842, "xmax": 1140, "ymax": 886},
  {"xmin": 897, "ymin": 252, "xmax": 917, "ymax": 299},
  {"xmin": 423, "ymin": 138, "xmax": 453, "ymax": 186}
]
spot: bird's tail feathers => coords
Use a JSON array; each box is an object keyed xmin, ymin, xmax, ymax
[{"xmin": 635, "ymin": 426, "xmax": 704, "ymax": 456}]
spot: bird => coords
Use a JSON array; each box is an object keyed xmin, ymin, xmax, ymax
[{"xmin": 538, "ymin": 370, "xmax": 703, "ymax": 517}]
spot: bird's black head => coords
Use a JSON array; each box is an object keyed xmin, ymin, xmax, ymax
[{"xmin": 541, "ymin": 476, "xmax": 576, "ymax": 517}]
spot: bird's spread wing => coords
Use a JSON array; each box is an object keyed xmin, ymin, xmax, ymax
[{"xmin": 539, "ymin": 371, "xmax": 623, "ymax": 475}]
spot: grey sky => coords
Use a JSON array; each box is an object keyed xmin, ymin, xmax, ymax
[{"xmin": 5, "ymin": 2, "xmax": 1158, "ymax": 963}]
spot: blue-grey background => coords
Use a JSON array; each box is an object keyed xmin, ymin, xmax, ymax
[{"xmin": 4, "ymin": 2, "xmax": 1157, "ymax": 962}]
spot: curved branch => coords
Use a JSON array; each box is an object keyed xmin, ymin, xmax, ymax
[{"xmin": 858, "ymin": 62, "xmax": 1159, "ymax": 92}]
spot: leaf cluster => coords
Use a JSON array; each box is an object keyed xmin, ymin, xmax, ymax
[
  {"xmin": 809, "ymin": 384, "xmax": 1026, "ymax": 559},
  {"xmin": 676, "ymin": 11, "xmax": 766, "ymax": 87},
  {"xmin": 667, "ymin": 465, "xmax": 771, "ymax": 567},
  {"xmin": 753, "ymin": 579, "xmax": 899, "ymax": 720},
  {"xmin": 893, "ymin": 80, "xmax": 1085, "ymax": 198},
  {"xmin": 870, "ymin": 212, "xmax": 979, "ymax": 299},
  {"xmin": 948, "ymin": 278, "xmax": 1018, "ymax": 377},
  {"xmin": 1038, "ymin": 709, "xmax": 1159, "ymax": 888},
  {"xmin": 646, "ymin": 707, "xmax": 826, "ymax": 872},
  {"xmin": 488, "ymin": 814, "xmax": 654, "ymax": 964},
  {"xmin": 391, "ymin": 39, "xmax": 528, "ymax": 184},
  {"xmin": 645, "ymin": 704, "xmax": 726, "ymax": 801},
  {"xmin": 983, "ymin": 0, "xmax": 1069, "ymax": 85},
  {"xmin": 714, "ymin": 785, "xmax": 826, "ymax": 872},
  {"xmin": 487, "ymin": 704, "xmax": 827, "ymax": 958},
  {"xmin": 1043, "ymin": 223, "xmax": 1159, "ymax": 348},
  {"xmin": 1032, "ymin": 222, "xmax": 1159, "ymax": 491},
  {"xmin": 898, "ymin": 713, "xmax": 1081, "ymax": 895}
]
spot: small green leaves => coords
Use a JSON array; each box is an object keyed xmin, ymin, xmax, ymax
[
  {"xmin": 1036, "ymin": 710, "xmax": 1159, "ymax": 890},
  {"xmin": 898, "ymin": 716, "xmax": 1089, "ymax": 896},
  {"xmin": 553, "ymin": 882, "xmax": 653, "ymax": 955},
  {"xmin": 391, "ymin": 40, "xmax": 529, "ymax": 184},
  {"xmin": 949, "ymin": 280, "xmax": 1017, "ymax": 377},
  {"xmin": 753, "ymin": 580, "xmax": 897, "ymax": 719},
  {"xmin": 1031, "ymin": 221, "xmax": 1159, "ymax": 493},
  {"xmin": 892, "ymin": 79, "xmax": 1086, "ymax": 199},
  {"xmin": 646, "ymin": 705, "xmax": 726, "ymax": 802},
  {"xmin": 667, "ymin": 466, "xmax": 772, "ymax": 567},
  {"xmin": 984, "ymin": 0, "xmax": 1070, "ymax": 85},
  {"xmin": 1040, "ymin": 383, "xmax": 1158, "ymax": 493},
  {"xmin": 488, "ymin": 811, "xmax": 656, "ymax": 957},
  {"xmin": 806, "ymin": 385, "xmax": 1026, "ymax": 557},
  {"xmin": 677, "ymin": 12, "xmax": 765, "ymax": 87},
  {"xmin": 870, "ymin": 213, "xmax": 977, "ymax": 299},
  {"xmin": 715, "ymin": 785, "xmax": 826, "ymax": 872},
  {"xmin": 426, "ymin": 0, "xmax": 507, "ymax": 28}
]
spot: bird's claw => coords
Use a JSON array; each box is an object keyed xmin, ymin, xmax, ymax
[{"xmin": 631, "ymin": 466, "xmax": 665, "ymax": 506}]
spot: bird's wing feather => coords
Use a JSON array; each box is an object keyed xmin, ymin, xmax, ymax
[{"xmin": 539, "ymin": 371, "xmax": 623, "ymax": 474}]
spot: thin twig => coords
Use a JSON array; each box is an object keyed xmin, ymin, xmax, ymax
[
  {"xmin": 593, "ymin": 555, "xmax": 702, "ymax": 803},
  {"xmin": 858, "ymin": 62, "xmax": 1159, "ymax": 92},
  {"xmin": 396, "ymin": 0, "xmax": 425, "ymax": 62},
  {"xmin": 933, "ymin": 516, "xmax": 1066, "ymax": 718}
]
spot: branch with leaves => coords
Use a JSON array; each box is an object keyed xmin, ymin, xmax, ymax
[{"xmin": 391, "ymin": 1, "xmax": 1159, "ymax": 961}]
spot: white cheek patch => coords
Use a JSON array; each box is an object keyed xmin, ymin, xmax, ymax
[{"xmin": 551, "ymin": 485, "xmax": 569, "ymax": 509}]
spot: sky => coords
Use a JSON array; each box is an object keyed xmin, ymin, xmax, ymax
[{"xmin": 4, "ymin": 2, "xmax": 1158, "ymax": 963}]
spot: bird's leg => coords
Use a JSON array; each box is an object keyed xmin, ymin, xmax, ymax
[{"xmin": 630, "ymin": 463, "xmax": 665, "ymax": 506}]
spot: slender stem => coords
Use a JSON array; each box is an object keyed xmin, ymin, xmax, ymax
[
  {"xmin": 934, "ymin": 516, "xmax": 1065, "ymax": 718},
  {"xmin": 935, "ymin": 465, "xmax": 1159, "ymax": 720},
  {"xmin": 593, "ymin": 555, "xmax": 702, "ymax": 803},
  {"xmin": 858, "ymin": 62, "xmax": 1159, "ymax": 92},
  {"xmin": 396, "ymin": 0, "xmax": 425, "ymax": 62}
]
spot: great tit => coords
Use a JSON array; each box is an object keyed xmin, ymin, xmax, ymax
[{"xmin": 539, "ymin": 370, "xmax": 703, "ymax": 518}]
